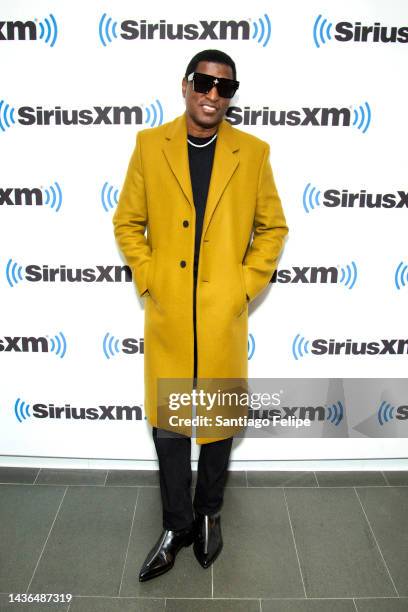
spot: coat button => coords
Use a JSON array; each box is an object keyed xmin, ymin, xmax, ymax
[
  {"xmin": 183, "ymin": 220, "xmax": 189, "ymax": 227},
  {"xmin": 180, "ymin": 260, "xmax": 187, "ymax": 268}
]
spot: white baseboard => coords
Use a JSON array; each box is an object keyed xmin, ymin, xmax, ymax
[{"xmin": 1, "ymin": 456, "xmax": 408, "ymax": 471}]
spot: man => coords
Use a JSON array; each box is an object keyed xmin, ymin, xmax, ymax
[{"xmin": 112, "ymin": 49, "xmax": 288, "ymax": 582}]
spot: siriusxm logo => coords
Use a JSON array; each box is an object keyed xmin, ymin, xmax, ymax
[
  {"xmin": 292, "ymin": 335, "xmax": 408, "ymax": 359},
  {"xmin": 377, "ymin": 401, "xmax": 408, "ymax": 425},
  {"xmin": 303, "ymin": 185, "xmax": 408, "ymax": 213},
  {"xmin": 98, "ymin": 14, "xmax": 271, "ymax": 47},
  {"xmin": 101, "ymin": 182, "xmax": 119, "ymax": 212},
  {"xmin": 395, "ymin": 262, "xmax": 408, "ymax": 290},
  {"xmin": 103, "ymin": 333, "xmax": 144, "ymax": 359},
  {"xmin": 0, "ymin": 182, "xmax": 62, "ymax": 211},
  {"xmin": 4, "ymin": 260, "xmax": 132, "ymax": 287},
  {"xmin": 226, "ymin": 102, "xmax": 371, "ymax": 131},
  {"xmin": 14, "ymin": 398, "xmax": 143, "ymax": 423},
  {"xmin": 0, "ymin": 100, "xmax": 163, "ymax": 132},
  {"xmin": 248, "ymin": 333, "xmax": 255, "ymax": 360},
  {"xmin": 104, "ymin": 332, "xmax": 255, "ymax": 359},
  {"xmin": 0, "ymin": 333, "xmax": 67, "ymax": 357},
  {"xmin": 0, "ymin": 15, "xmax": 58, "ymax": 47},
  {"xmin": 272, "ymin": 263, "xmax": 357, "ymax": 289},
  {"xmin": 313, "ymin": 15, "xmax": 408, "ymax": 48},
  {"xmin": 248, "ymin": 401, "xmax": 343, "ymax": 425}
]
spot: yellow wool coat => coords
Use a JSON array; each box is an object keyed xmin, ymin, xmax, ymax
[{"xmin": 113, "ymin": 112, "xmax": 288, "ymax": 444}]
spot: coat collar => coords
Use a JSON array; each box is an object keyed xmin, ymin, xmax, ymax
[{"xmin": 162, "ymin": 112, "xmax": 240, "ymax": 239}]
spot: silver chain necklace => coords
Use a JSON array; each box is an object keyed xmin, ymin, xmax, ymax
[{"xmin": 187, "ymin": 133, "xmax": 217, "ymax": 148}]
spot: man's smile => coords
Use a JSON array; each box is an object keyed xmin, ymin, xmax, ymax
[{"xmin": 201, "ymin": 103, "xmax": 218, "ymax": 114}]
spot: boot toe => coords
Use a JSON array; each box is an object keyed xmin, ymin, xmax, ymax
[
  {"xmin": 193, "ymin": 540, "xmax": 223, "ymax": 568},
  {"xmin": 193, "ymin": 513, "xmax": 223, "ymax": 569},
  {"xmin": 138, "ymin": 527, "xmax": 194, "ymax": 582},
  {"xmin": 139, "ymin": 551, "xmax": 173, "ymax": 582}
]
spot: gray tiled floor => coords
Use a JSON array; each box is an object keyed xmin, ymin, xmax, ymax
[{"xmin": 1, "ymin": 467, "xmax": 408, "ymax": 611}]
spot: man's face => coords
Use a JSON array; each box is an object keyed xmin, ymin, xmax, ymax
[{"xmin": 182, "ymin": 60, "xmax": 234, "ymax": 132}]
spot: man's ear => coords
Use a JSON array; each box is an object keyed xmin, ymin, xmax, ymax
[{"xmin": 181, "ymin": 77, "xmax": 187, "ymax": 99}]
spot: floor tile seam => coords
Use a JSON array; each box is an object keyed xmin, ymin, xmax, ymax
[
  {"xmin": 118, "ymin": 487, "xmax": 140, "ymax": 597},
  {"xmin": 1, "ymin": 594, "xmax": 408, "ymax": 600},
  {"xmin": 61, "ymin": 595, "xmax": 408, "ymax": 600},
  {"xmin": 24, "ymin": 485, "xmax": 69, "ymax": 594},
  {"xmin": 3, "ymin": 482, "xmax": 408, "ymax": 488},
  {"xmin": 381, "ymin": 471, "xmax": 391, "ymax": 486},
  {"xmin": 282, "ymin": 488, "xmax": 307, "ymax": 598},
  {"xmin": 353, "ymin": 486, "xmax": 400, "ymax": 597}
]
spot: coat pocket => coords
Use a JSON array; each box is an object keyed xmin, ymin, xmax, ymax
[
  {"xmin": 236, "ymin": 263, "xmax": 248, "ymax": 317},
  {"xmin": 146, "ymin": 249, "xmax": 159, "ymax": 306}
]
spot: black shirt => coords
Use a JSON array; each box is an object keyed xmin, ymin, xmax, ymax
[{"xmin": 187, "ymin": 133, "xmax": 217, "ymax": 279}]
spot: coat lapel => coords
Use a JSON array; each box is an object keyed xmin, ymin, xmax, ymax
[
  {"xmin": 162, "ymin": 114, "xmax": 194, "ymax": 208},
  {"xmin": 202, "ymin": 117, "xmax": 239, "ymax": 239},
  {"xmin": 162, "ymin": 112, "xmax": 240, "ymax": 236}
]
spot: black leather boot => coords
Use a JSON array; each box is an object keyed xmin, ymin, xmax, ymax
[
  {"xmin": 193, "ymin": 511, "xmax": 223, "ymax": 568},
  {"xmin": 138, "ymin": 525, "xmax": 194, "ymax": 582}
]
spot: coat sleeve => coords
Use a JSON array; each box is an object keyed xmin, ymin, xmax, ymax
[
  {"xmin": 112, "ymin": 131, "xmax": 151, "ymax": 298},
  {"xmin": 242, "ymin": 143, "xmax": 289, "ymax": 303}
]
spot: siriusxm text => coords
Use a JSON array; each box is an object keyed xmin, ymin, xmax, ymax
[
  {"xmin": 17, "ymin": 106, "xmax": 144, "ymax": 125},
  {"xmin": 333, "ymin": 22, "xmax": 408, "ymax": 43},
  {"xmin": 22, "ymin": 265, "xmax": 131, "ymax": 282},
  {"xmin": 32, "ymin": 403, "xmax": 143, "ymax": 420},
  {"xmin": 323, "ymin": 190, "xmax": 408, "ymax": 209},
  {"xmin": 227, "ymin": 107, "xmax": 353, "ymax": 127},
  {"xmin": 312, "ymin": 339, "xmax": 408, "ymax": 355}
]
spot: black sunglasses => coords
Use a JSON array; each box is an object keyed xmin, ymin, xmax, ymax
[{"xmin": 187, "ymin": 71, "xmax": 239, "ymax": 99}]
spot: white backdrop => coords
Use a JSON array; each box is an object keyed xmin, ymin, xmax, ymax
[{"xmin": 1, "ymin": 0, "xmax": 407, "ymax": 463}]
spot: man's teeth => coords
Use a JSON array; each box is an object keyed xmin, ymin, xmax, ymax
[{"xmin": 202, "ymin": 105, "xmax": 216, "ymax": 112}]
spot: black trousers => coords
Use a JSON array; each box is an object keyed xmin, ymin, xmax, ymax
[
  {"xmin": 153, "ymin": 426, "xmax": 233, "ymax": 530},
  {"xmin": 152, "ymin": 272, "xmax": 233, "ymax": 531}
]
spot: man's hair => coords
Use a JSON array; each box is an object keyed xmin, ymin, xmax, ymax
[{"xmin": 184, "ymin": 49, "xmax": 237, "ymax": 80}]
